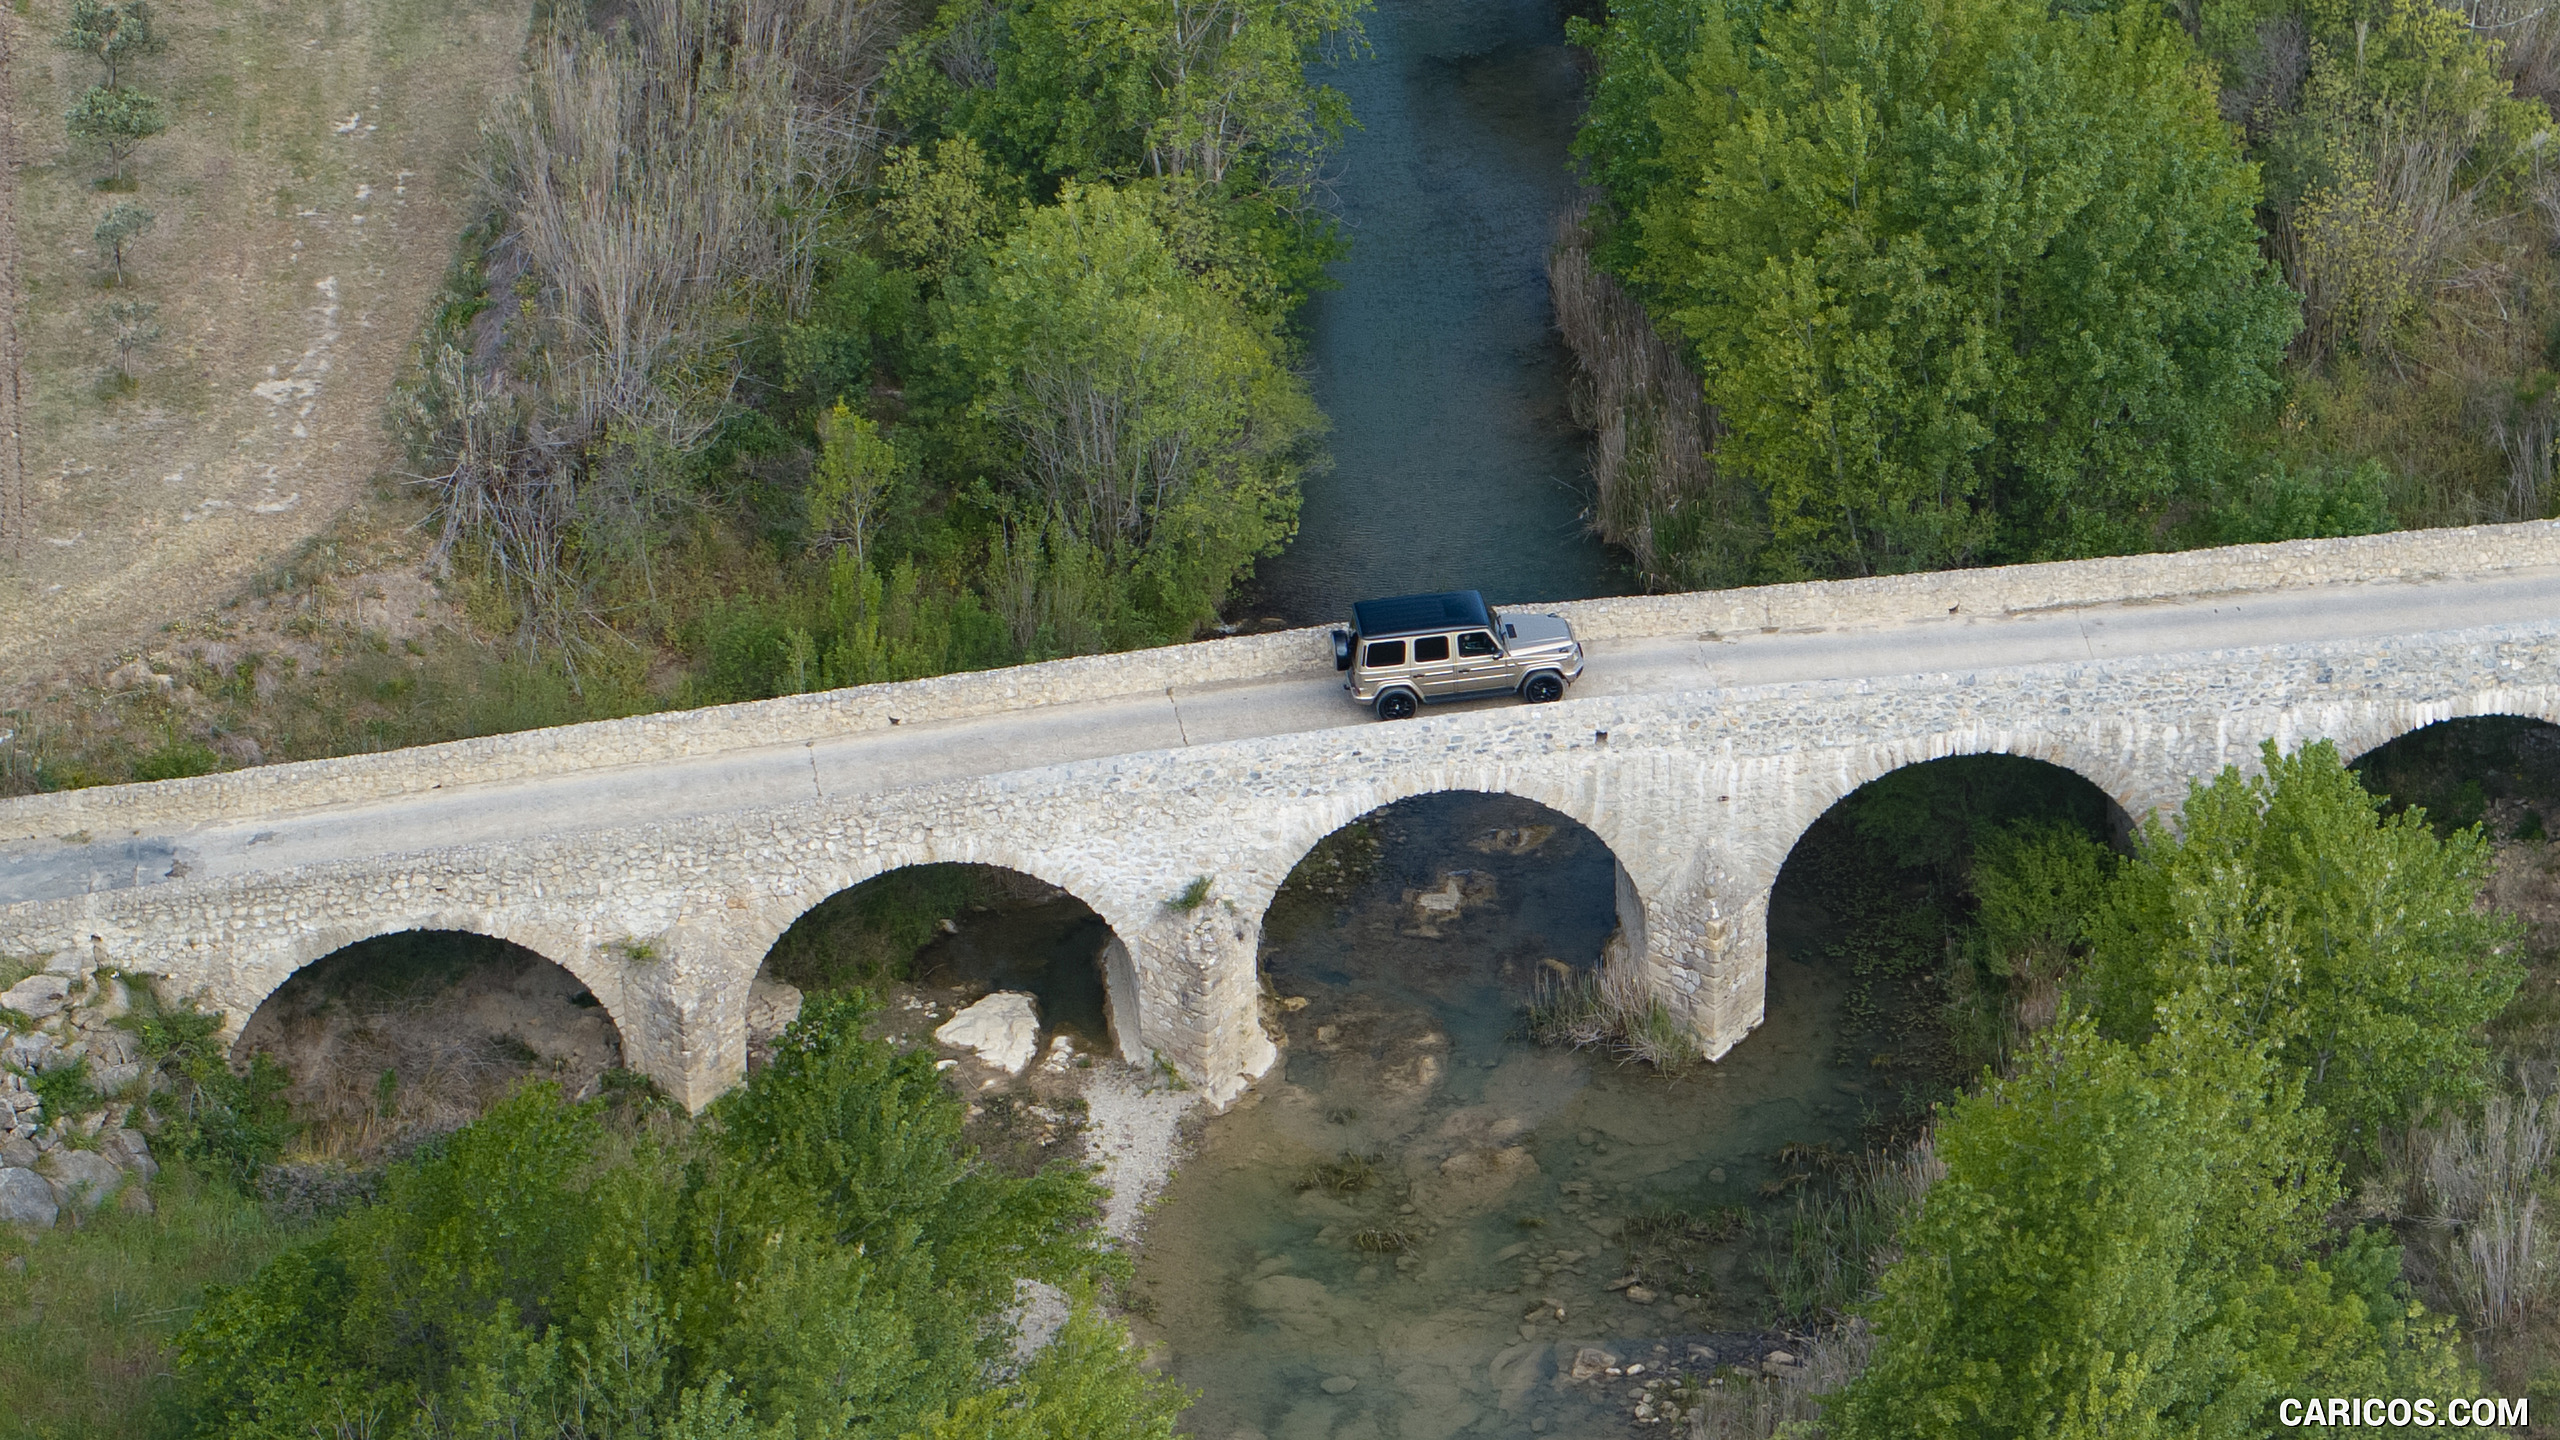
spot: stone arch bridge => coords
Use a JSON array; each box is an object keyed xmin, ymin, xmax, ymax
[{"xmin": 6, "ymin": 524, "xmax": 2560, "ymax": 1109}]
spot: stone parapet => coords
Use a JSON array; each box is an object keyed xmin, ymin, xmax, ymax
[{"xmin": 7, "ymin": 522, "xmax": 2555, "ymax": 844}]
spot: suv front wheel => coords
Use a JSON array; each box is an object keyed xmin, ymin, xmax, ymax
[
  {"xmin": 1375, "ymin": 689, "xmax": 1419, "ymax": 720},
  {"xmin": 1522, "ymin": 672, "xmax": 1565, "ymax": 703}
]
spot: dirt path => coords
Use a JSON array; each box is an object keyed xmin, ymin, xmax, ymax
[{"xmin": 0, "ymin": 0, "xmax": 527, "ymax": 691}]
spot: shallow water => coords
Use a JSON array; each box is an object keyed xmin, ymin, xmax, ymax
[
  {"xmin": 1131, "ymin": 795, "xmax": 1868, "ymax": 1439},
  {"xmin": 1246, "ymin": 0, "xmax": 1633, "ymax": 625}
]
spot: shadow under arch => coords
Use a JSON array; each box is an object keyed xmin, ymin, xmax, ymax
[
  {"xmin": 2349, "ymin": 713, "xmax": 2560, "ymax": 840},
  {"xmin": 755, "ymin": 862, "xmax": 1142, "ymax": 1065},
  {"xmin": 1765, "ymin": 753, "xmax": 2127, "ymax": 1094},
  {"xmin": 233, "ymin": 929, "xmax": 626, "ymax": 1157},
  {"xmin": 1258, "ymin": 789, "xmax": 1635, "ymax": 1052}
]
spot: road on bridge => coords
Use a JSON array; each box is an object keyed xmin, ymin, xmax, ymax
[{"xmin": 4, "ymin": 563, "xmax": 2552, "ymax": 908}]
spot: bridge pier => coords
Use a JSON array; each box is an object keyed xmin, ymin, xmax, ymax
[{"xmin": 1127, "ymin": 907, "xmax": 1277, "ymax": 1106}]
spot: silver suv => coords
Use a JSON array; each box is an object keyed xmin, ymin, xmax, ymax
[{"xmin": 1331, "ymin": 590, "xmax": 1584, "ymax": 720}]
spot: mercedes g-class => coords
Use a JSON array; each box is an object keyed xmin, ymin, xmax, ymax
[{"xmin": 1330, "ymin": 591, "xmax": 1583, "ymax": 720}]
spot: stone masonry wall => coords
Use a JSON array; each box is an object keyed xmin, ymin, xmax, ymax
[
  {"xmin": 4, "ymin": 611, "xmax": 2553, "ymax": 1109},
  {"xmin": 6, "ymin": 520, "xmax": 2554, "ymax": 846}
]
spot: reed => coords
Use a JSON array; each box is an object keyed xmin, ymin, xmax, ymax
[{"xmin": 1546, "ymin": 199, "xmax": 1765, "ymax": 591}]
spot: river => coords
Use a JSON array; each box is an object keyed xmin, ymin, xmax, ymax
[{"xmin": 1245, "ymin": 0, "xmax": 1634, "ymax": 625}]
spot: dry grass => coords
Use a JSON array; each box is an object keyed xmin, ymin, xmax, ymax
[
  {"xmin": 1683, "ymin": 1321, "xmax": 1874, "ymax": 1440},
  {"xmin": 1523, "ymin": 958, "xmax": 1701, "ymax": 1071},
  {"xmin": 409, "ymin": 0, "xmax": 900, "ymax": 620},
  {"xmin": 1547, "ymin": 199, "xmax": 1765, "ymax": 590},
  {"xmin": 0, "ymin": 0, "xmax": 529, "ymax": 689}
]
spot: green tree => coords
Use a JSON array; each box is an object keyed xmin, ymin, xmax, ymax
[
  {"xmin": 1576, "ymin": 0, "xmax": 2299, "ymax": 576},
  {"xmin": 66, "ymin": 84, "xmax": 168, "ymax": 183},
  {"xmin": 944, "ymin": 181, "xmax": 1317, "ymax": 641},
  {"xmin": 91, "ymin": 199, "xmax": 155, "ymax": 283},
  {"xmin": 58, "ymin": 0, "xmax": 163, "ymax": 89},
  {"xmin": 2084, "ymin": 739, "xmax": 2523, "ymax": 1151},
  {"xmin": 811, "ymin": 402, "xmax": 902, "ymax": 576},
  {"xmin": 1830, "ymin": 1006, "xmax": 2469, "ymax": 1439},
  {"xmin": 891, "ymin": 0, "xmax": 1367, "ymax": 306},
  {"xmin": 94, "ymin": 297, "xmax": 161, "ymax": 384},
  {"xmin": 177, "ymin": 995, "xmax": 1127, "ymax": 1438}
]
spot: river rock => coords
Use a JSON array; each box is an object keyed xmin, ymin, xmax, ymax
[
  {"xmin": 1243, "ymin": 1273, "xmax": 1338, "ymax": 1341},
  {"xmin": 1320, "ymin": 1375, "xmax": 1357, "ymax": 1395},
  {"xmin": 1569, "ymin": 1346, "xmax": 1620, "ymax": 1381},
  {"xmin": 1, "ymin": 973, "xmax": 71, "ymax": 1021},
  {"xmin": 935, "ymin": 992, "xmax": 1040, "ymax": 1074},
  {"xmin": 1420, "ymin": 1145, "xmax": 1538, "ymax": 1217},
  {"xmin": 0, "ymin": 1167, "xmax": 57, "ymax": 1228},
  {"xmin": 42, "ymin": 1149, "xmax": 125, "ymax": 1211},
  {"xmin": 1623, "ymin": 1285, "xmax": 1657, "ymax": 1305}
]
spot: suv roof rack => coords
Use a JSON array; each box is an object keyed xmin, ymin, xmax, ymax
[{"xmin": 1350, "ymin": 590, "xmax": 1492, "ymax": 640}]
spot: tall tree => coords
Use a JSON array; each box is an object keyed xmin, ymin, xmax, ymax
[
  {"xmin": 1577, "ymin": 0, "xmax": 2300, "ymax": 576},
  {"xmin": 57, "ymin": 0, "xmax": 162, "ymax": 89},
  {"xmin": 943, "ymin": 182, "xmax": 1316, "ymax": 637},
  {"xmin": 2084, "ymin": 739, "xmax": 2523, "ymax": 1152}
]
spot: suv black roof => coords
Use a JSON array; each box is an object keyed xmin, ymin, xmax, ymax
[{"xmin": 1352, "ymin": 590, "xmax": 1493, "ymax": 639}]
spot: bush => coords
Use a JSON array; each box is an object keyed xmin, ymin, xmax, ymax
[
  {"xmin": 174, "ymin": 994, "xmax": 1145, "ymax": 1437},
  {"xmin": 121, "ymin": 996, "xmax": 295, "ymax": 1190}
]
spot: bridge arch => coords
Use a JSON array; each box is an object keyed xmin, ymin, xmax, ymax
[
  {"xmin": 2330, "ymin": 695, "xmax": 2560, "ymax": 771},
  {"xmin": 730, "ymin": 841, "xmax": 1154, "ymax": 1071},
  {"xmin": 1244, "ymin": 770, "xmax": 1648, "ymax": 951},
  {"xmin": 209, "ymin": 911, "xmax": 630, "ymax": 1060},
  {"xmin": 227, "ymin": 924, "xmax": 631, "ymax": 1148},
  {"xmin": 750, "ymin": 859, "xmax": 1145, "ymax": 1064}
]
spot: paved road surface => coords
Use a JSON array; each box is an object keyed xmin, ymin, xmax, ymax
[{"xmin": 4, "ymin": 565, "xmax": 2554, "ymax": 908}]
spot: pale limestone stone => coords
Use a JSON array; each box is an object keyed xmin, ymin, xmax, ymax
[
  {"xmin": 936, "ymin": 993, "xmax": 1040, "ymax": 1074},
  {"xmin": 0, "ymin": 1167, "xmax": 56, "ymax": 1228}
]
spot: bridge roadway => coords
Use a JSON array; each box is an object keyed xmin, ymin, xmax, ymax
[{"xmin": 4, "ymin": 559, "xmax": 2552, "ymax": 910}]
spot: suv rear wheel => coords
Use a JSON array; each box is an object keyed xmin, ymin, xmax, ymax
[
  {"xmin": 1375, "ymin": 689, "xmax": 1419, "ymax": 720},
  {"xmin": 1522, "ymin": 673, "xmax": 1565, "ymax": 703}
]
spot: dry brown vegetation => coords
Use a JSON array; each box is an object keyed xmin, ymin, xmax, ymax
[
  {"xmin": 407, "ymin": 0, "xmax": 902, "ymax": 626},
  {"xmin": 1547, "ymin": 200, "xmax": 1762, "ymax": 591},
  {"xmin": 0, "ymin": 0, "xmax": 528, "ymax": 693}
]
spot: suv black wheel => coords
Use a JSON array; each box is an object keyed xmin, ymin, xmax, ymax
[
  {"xmin": 1376, "ymin": 689, "xmax": 1419, "ymax": 720},
  {"xmin": 1522, "ymin": 673, "xmax": 1565, "ymax": 703}
]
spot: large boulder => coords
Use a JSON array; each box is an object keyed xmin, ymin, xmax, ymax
[
  {"xmin": 934, "ymin": 992, "xmax": 1040, "ymax": 1074},
  {"xmin": 41, "ymin": 1149, "xmax": 126, "ymax": 1211},
  {"xmin": 0, "ymin": 974, "xmax": 70, "ymax": 1021},
  {"xmin": 0, "ymin": 1167, "xmax": 59, "ymax": 1229}
]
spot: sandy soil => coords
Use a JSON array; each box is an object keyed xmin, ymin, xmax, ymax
[{"xmin": 0, "ymin": 0, "xmax": 526, "ymax": 692}]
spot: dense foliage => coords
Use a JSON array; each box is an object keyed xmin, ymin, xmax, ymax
[
  {"xmin": 399, "ymin": 0, "xmax": 1361, "ymax": 702},
  {"xmin": 1578, "ymin": 0, "xmax": 2299, "ymax": 574},
  {"xmin": 1829, "ymin": 740, "xmax": 2520, "ymax": 1435},
  {"xmin": 173, "ymin": 995, "xmax": 1176, "ymax": 1438},
  {"xmin": 1569, "ymin": 0, "xmax": 2560, "ymax": 584}
]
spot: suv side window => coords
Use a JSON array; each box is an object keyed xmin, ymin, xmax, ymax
[
  {"xmin": 1458, "ymin": 630, "xmax": 1498, "ymax": 658},
  {"xmin": 1365, "ymin": 639, "xmax": 1406, "ymax": 667},
  {"xmin": 1414, "ymin": 635, "xmax": 1451, "ymax": 662}
]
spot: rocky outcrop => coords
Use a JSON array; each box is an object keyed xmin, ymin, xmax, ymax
[
  {"xmin": 0, "ymin": 962, "xmax": 165, "ymax": 1229},
  {"xmin": 935, "ymin": 992, "xmax": 1041, "ymax": 1074}
]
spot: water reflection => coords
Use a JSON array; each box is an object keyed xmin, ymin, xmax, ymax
[{"xmin": 1132, "ymin": 794, "xmax": 1864, "ymax": 1439}]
